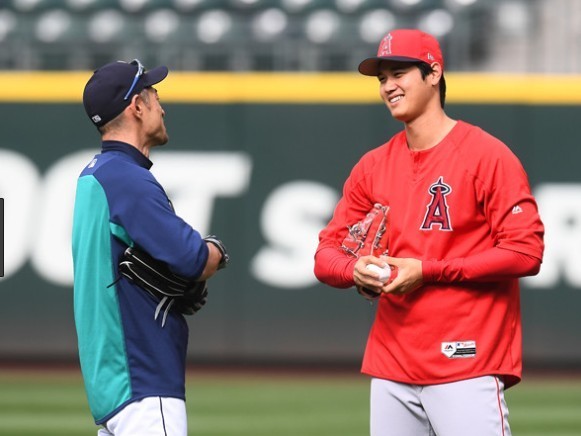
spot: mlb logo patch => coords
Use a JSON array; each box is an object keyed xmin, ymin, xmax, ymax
[{"xmin": 441, "ymin": 341, "xmax": 476, "ymax": 359}]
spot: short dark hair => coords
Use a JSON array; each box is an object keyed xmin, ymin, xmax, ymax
[
  {"xmin": 417, "ymin": 62, "xmax": 446, "ymax": 108},
  {"xmin": 97, "ymin": 88, "xmax": 151, "ymax": 135}
]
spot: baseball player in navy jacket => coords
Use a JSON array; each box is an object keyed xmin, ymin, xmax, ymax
[{"xmin": 73, "ymin": 59, "xmax": 226, "ymax": 435}]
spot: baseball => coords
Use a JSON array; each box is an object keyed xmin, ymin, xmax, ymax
[{"xmin": 366, "ymin": 264, "xmax": 391, "ymax": 282}]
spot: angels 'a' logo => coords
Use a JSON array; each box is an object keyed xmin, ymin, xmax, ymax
[
  {"xmin": 378, "ymin": 33, "xmax": 393, "ymax": 56},
  {"xmin": 420, "ymin": 177, "xmax": 453, "ymax": 231}
]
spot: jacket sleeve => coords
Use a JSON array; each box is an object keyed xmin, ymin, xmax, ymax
[
  {"xmin": 478, "ymin": 135, "xmax": 545, "ymax": 260},
  {"xmin": 314, "ymin": 246, "xmax": 358, "ymax": 288},
  {"xmin": 108, "ymin": 168, "xmax": 209, "ymax": 280},
  {"xmin": 314, "ymin": 159, "xmax": 373, "ymax": 288},
  {"xmin": 423, "ymin": 246, "xmax": 541, "ymax": 283}
]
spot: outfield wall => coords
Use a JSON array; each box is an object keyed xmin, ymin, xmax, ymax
[{"xmin": 0, "ymin": 73, "xmax": 579, "ymax": 367}]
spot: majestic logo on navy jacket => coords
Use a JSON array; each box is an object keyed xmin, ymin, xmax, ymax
[{"xmin": 420, "ymin": 177, "xmax": 453, "ymax": 231}]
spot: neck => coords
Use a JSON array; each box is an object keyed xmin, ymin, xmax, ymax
[
  {"xmin": 102, "ymin": 131, "xmax": 150, "ymax": 158},
  {"xmin": 404, "ymin": 109, "xmax": 456, "ymax": 151}
]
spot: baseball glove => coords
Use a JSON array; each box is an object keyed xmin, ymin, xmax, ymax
[
  {"xmin": 341, "ymin": 203, "xmax": 390, "ymax": 301},
  {"xmin": 119, "ymin": 246, "xmax": 208, "ymax": 326}
]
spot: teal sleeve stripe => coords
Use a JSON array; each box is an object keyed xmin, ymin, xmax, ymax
[
  {"xmin": 72, "ymin": 175, "xmax": 132, "ymax": 422},
  {"xmin": 110, "ymin": 221, "xmax": 134, "ymax": 247}
]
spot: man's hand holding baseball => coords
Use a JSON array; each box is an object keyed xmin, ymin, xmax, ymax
[
  {"xmin": 379, "ymin": 256, "xmax": 423, "ymax": 295},
  {"xmin": 354, "ymin": 255, "xmax": 392, "ymax": 293}
]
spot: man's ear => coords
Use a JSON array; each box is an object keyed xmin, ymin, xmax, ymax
[
  {"xmin": 127, "ymin": 93, "xmax": 144, "ymax": 119},
  {"xmin": 429, "ymin": 62, "xmax": 443, "ymax": 86}
]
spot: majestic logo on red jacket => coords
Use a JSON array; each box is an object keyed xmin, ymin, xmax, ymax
[{"xmin": 420, "ymin": 177, "xmax": 453, "ymax": 231}]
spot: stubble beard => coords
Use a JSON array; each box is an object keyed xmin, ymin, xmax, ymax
[{"xmin": 153, "ymin": 123, "xmax": 169, "ymax": 147}]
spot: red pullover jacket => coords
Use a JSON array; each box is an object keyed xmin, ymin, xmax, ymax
[{"xmin": 315, "ymin": 121, "xmax": 544, "ymax": 387}]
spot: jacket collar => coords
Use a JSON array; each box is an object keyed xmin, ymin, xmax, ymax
[{"xmin": 101, "ymin": 140, "xmax": 153, "ymax": 169}]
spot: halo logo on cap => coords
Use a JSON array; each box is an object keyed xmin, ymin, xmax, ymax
[
  {"xmin": 378, "ymin": 34, "xmax": 393, "ymax": 57},
  {"xmin": 358, "ymin": 29, "xmax": 444, "ymax": 76}
]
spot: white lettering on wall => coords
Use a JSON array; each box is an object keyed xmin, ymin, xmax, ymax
[
  {"xmin": 152, "ymin": 152, "xmax": 252, "ymax": 236},
  {"xmin": 523, "ymin": 183, "xmax": 581, "ymax": 288},
  {"xmin": 0, "ymin": 149, "xmax": 41, "ymax": 278},
  {"xmin": 0, "ymin": 148, "xmax": 578, "ymax": 291},
  {"xmin": 0, "ymin": 149, "xmax": 252, "ymax": 286},
  {"xmin": 31, "ymin": 150, "xmax": 96, "ymax": 285},
  {"xmin": 250, "ymin": 181, "xmax": 338, "ymax": 288}
]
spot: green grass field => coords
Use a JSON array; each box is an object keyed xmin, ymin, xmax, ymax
[{"xmin": 0, "ymin": 369, "xmax": 580, "ymax": 435}]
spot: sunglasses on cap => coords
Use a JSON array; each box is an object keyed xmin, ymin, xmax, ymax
[{"xmin": 123, "ymin": 59, "xmax": 145, "ymax": 101}]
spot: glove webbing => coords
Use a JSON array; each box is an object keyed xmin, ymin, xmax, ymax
[
  {"xmin": 119, "ymin": 247, "xmax": 207, "ymax": 327},
  {"xmin": 154, "ymin": 297, "xmax": 175, "ymax": 327},
  {"xmin": 119, "ymin": 247, "xmax": 194, "ymax": 296}
]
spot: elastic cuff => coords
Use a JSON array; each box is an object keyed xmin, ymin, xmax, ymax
[
  {"xmin": 345, "ymin": 257, "xmax": 358, "ymax": 283},
  {"xmin": 422, "ymin": 259, "xmax": 438, "ymax": 283}
]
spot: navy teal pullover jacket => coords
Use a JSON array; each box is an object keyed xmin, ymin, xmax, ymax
[{"xmin": 72, "ymin": 141, "xmax": 208, "ymax": 424}]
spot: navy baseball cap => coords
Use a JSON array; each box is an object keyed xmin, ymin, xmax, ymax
[{"xmin": 83, "ymin": 59, "xmax": 168, "ymax": 128}]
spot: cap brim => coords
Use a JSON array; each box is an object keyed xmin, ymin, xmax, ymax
[
  {"xmin": 358, "ymin": 56, "xmax": 423, "ymax": 76},
  {"xmin": 142, "ymin": 65, "xmax": 169, "ymax": 87}
]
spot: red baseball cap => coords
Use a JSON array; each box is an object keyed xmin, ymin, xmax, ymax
[{"xmin": 358, "ymin": 29, "xmax": 444, "ymax": 76}]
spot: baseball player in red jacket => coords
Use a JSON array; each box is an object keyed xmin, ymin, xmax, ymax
[{"xmin": 314, "ymin": 29, "xmax": 544, "ymax": 436}]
